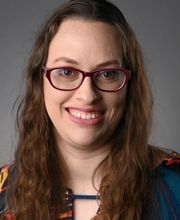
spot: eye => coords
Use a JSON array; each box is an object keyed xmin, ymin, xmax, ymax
[
  {"xmin": 57, "ymin": 68, "xmax": 74, "ymax": 76},
  {"xmin": 52, "ymin": 68, "xmax": 80, "ymax": 79},
  {"xmin": 97, "ymin": 70, "xmax": 119, "ymax": 80}
]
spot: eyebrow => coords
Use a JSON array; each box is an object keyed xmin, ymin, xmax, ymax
[
  {"xmin": 53, "ymin": 57, "xmax": 78, "ymax": 65},
  {"xmin": 53, "ymin": 56, "xmax": 121, "ymax": 68}
]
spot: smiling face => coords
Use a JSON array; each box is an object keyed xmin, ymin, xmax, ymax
[{"xmin": 44, "ymin": 19, "xmax": 128, "ymax": 151}]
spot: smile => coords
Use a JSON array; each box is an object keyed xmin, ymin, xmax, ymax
[{"xmin": 68, "ymin": 109, "xmax": 102, "ymax": 120}]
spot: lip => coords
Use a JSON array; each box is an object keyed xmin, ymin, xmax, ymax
[{"xmin": 66, "ymin": 107, "xmax": 105, "ymax": 126}]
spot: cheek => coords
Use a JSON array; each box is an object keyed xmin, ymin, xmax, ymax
[
  {"xmin": 107, "ymin": 89, "xmax": 127, "ymax": 124},
  {"xmin": 108, "ymin": 88, "xmax": 127, "ymax": 111},
  {"xmin": 43, "ymin": 79, "xmax": 66, "ymax": 115},
  {"xmin": 43, "ymin": 80, "xmax": 57, "ymax": 107}
]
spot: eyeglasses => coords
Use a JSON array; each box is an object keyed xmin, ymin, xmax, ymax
[{"xmin": 42, "ymin": 66, "xmax": 131, "ymax": 92}]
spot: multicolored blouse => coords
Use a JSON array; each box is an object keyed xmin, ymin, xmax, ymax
[{"xmin": 0, "ymin": 151, "xmax": 179, "ymax": 219}]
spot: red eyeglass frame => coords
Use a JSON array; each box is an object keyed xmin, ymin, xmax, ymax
[{"xmin": 42, "ymin": 66, "xmax": 131, "ymax": 92}]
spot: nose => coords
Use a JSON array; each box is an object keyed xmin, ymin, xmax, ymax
[{"xmin": 74, "ymin": 76, "xmax": 100, "ymax": 104}]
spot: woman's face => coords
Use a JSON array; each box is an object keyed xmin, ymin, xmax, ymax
[{"xmin": 44, "ymin": 19, "xmax": 127, "ymax": 151}]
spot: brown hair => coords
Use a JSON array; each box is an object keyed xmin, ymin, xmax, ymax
[{"xmin": 2, "ymin": 0, "xmax": 164, "ymax": 219}]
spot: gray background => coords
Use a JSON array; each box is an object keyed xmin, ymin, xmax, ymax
[{"xmin": 0, "ymin": 0, "xmax": 179, "ymax": 166}]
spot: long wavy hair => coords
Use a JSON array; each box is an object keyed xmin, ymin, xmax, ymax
[{"xmin": 2, "ymin": 0, "xmax": 165, "ymax": 219}]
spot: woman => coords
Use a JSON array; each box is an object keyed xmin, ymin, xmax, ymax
[{"xmin": 0, "ymin": 0, "xmax": 179, "ymax": 219}]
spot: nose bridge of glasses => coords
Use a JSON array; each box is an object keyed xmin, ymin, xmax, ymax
[
  {"xmin": 78, "ymin": 70, "xmax": 98, "ymax": 92},
  {"xmin": 82, "ymin": 71, "xmax": 96, "ymax": 78},
  {"xmin": 80, "ymin": 71, "xmax": 95, "ymax": 87}
]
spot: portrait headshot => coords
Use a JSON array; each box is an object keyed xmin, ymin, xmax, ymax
[{"xmin": 0, "ymin": 1, "xmax": 179, "ymax": 219}]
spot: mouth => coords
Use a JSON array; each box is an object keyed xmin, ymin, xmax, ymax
[{"xmin": 66, "ymin": 108, "xmax": 104, "ymax": 125}]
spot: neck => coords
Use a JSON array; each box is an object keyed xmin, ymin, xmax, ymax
[{"xmin": 58, "ymin": 142, "xmax": 110, "ymax": 194}]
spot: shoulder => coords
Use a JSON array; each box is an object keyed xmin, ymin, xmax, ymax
[
  {"xmin": 151, "ymin": 150, "xmax": 180, "ymax": 219},
  {"xmin": 0, "ymin": 164, "xmax": 14, "ymax": 215},
  {"xmin": 155, "ymin": 148, "xmax": 179, "ymax": 193},
  {"xmin": 157, "ymin": 148, "xmax": 179, "ymax": 184},
  {"xmin": 0, "ymin": 164, "xmax": 12, "ymax": 193},
  {"xmin": 156, "ymin": 152, "xmax": 179, "ymax": 197}
]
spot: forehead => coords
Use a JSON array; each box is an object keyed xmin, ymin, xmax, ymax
[{"xmin": 46, "ymin": 19, "xmax": 122, "ymax": 67}]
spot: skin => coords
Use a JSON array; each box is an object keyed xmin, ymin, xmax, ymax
[{"xmin": 44, "ymin": 19, "xmax": 128, "ymax": 220}]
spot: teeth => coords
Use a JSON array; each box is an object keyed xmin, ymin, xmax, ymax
[
  {"xmin": 70, "ymin": 110, "xmax": 101, "ymax": 120},
  {"xmin": 91, "ymin": 114, "xmax": 96, "ymax": 119},
  {"xmin": 81, "ymin": 114, "xmax": 86, "ymax": 119}
]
